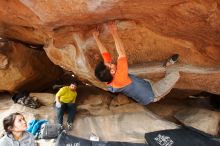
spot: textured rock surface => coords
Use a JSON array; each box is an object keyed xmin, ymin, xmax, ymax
[
  {"xmin": 174, "ymin": 108, "xmax": 220, "ymax": 135},
  {"xmin": 0, "ymin": 41, "xmax": 63, "ymax": 92},
  {"xmin": 71, "ymin": 111, "xmax": 178, "ymax": 143},
  {"xmin": 0, "ymin": 0, "xmax": 220, "ymax": 93}
]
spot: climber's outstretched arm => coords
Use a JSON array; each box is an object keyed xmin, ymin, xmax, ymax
[
  {"xmin": 92, "ymin": 30, "xmax": 108, "ymax": 54},
  {"xmin": 107, "ymin": 21, "xmax": 126, "ymax": 58}
]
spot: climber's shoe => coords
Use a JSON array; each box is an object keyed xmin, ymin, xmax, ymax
[{"xmin": 163, "ymin": 54, "xmax": 179, "ymax": 67}]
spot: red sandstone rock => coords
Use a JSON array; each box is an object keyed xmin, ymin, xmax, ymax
[
  {"xmin": 0, "ymin": 41, "xmax": 62, "ymax": 92},
  {"xmin": 0, "ymin": 0, "xmax": 219, "ymax": 93}
]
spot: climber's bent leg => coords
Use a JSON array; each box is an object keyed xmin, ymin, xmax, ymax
[{"xmin": 151, "ymin": 71, "xmax": 180, "ymax": 102}]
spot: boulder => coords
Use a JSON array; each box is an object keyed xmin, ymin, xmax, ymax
[
  {"xmin": 174, "ymin": 108, "xmax": 220, "ymax": 135},
  {"xmin": 0, "ymin": 41, "xmax": 63, "ymax": 92},
  {"xmin": 0, "ymin": 53, "xmax": 8, "ymax": 69},
  {"xmin": 110, "ymin": 94, "xmax": 133, "ymax": 106},
  {"xmin": 76, "ymin": 86, "xmax": 146, "ymax": 116},
  {"xmin": 0, "ymin": 1, "xmax": 219, "ymax": 93},
  {"xmin": 71, "ymin": 111, "xmax": 179, "ymax": 143}
]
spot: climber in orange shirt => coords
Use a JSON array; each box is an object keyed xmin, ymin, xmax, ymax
[{"xmin": 93, "ymin": 21, "xmax": 180, "ymax": 105}]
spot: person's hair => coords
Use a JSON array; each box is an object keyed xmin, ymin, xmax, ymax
[
  {"xmin": 70, "ymin": 82, "xmax": 77, "ymax": 86},
  {"xmin": 3, "ymin": 112, "xmax": 23, "ymax": 134},
  {"xmin": 95, "ymin": 61, "xmax": 113, "ymax": 82}
]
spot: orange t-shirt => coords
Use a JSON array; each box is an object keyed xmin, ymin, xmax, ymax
[{"xmin": 102, "ymin": 52, "xmax": 132, "ymax": 88}]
